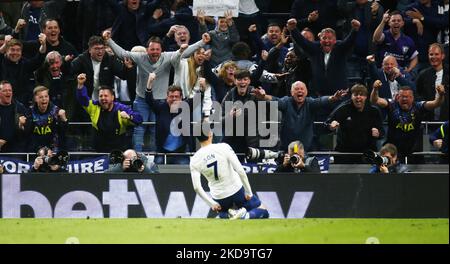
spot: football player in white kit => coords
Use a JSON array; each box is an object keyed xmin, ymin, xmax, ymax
[{"xmin": 190, "ymin": 126, "xmax": 269, "ymax": 219}]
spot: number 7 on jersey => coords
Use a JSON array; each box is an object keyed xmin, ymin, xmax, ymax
[{"xmin": 207, "ymin": 161, "xmax": 219, "ymax": 181}]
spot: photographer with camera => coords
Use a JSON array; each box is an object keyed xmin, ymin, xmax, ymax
[
  {"xmin": 368, "ymin": 143, "xmax": 409, "ymax": 174},
  {"xmin": 275, "ymin": 141, "xmax": 320, "ymax": 173},
  {"xmin": 105, "ymin": 149, "xmax": 159, "ymax": 173},
  {"xmin": 30, "ymin": 146, "xmax": 68, "ymax": 173}
]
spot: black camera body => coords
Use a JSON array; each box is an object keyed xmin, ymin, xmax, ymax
[
  {"xmin": 38, "ymin": 151, "xmax": 69, "ymax": 172},
  {"xmin": 364, "ymin": 151, "xmax": 390, "ymax": 166},
  {"xmin": 129, "ymin": 157, "xmax": 144, "ymax": 172},
  {"xmin": 109, "ymin": 150, "xmax": 144, "ymax": 172}
]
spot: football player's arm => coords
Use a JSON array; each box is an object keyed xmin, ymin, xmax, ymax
[
  {"xmin": 190, "ymin": 167, "xmax": 219, "ymax": 208},
  {"xmin": 228, "ymin": 148, "xmax": 253, "ymax": 197}
]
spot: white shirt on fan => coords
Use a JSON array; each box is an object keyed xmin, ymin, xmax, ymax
[
  {"xmin": 435, "ymin": 69, "xmax": 444, "ymax": 119},
  {"xmin": 91, "ymin": 59, "xmax": 101, "ymax": 100}
]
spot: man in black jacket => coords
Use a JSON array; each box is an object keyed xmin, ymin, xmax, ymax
[
  {"xmin": 416, "ymin": 43, "xmax": 449, "ymax": 121},
  {"xmin": 286, "ymin": 17, "xmax": 360, "ymax": 98},
  {"xmin": 286, "ymin": 17, "xmax": 361, "ymax": 150},
  {"xmin": 221, "ymin": 70, "xmax": 268, "ymax": 160},
  {"xmin": 20, "ymin": 18, "xmax": 78, "ymax": 60},
  {"xmin": 0, "ymin": 80, "xmax": 28, "ymax": 153},
  {"xmin": 35, "ymin": 51, "xmax": 77, "ymax": 119},
  {"xmin": 71, "ymin": 36, "xmax": 131, "ymax": 121},
  {"xmin": 326, "ymin": 84, "xmax": 384, "ymax": 163},
  {"xmin": 0, "ymin": 35, "xmax": 47, "ymax": 106},
  {"xmin": 145, "ymin": 83, "xmax": 189, "ymax": 165}
]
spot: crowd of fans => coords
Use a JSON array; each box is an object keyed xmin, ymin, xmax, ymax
[{"xmin": 0, "ymin": 0, "xmax": 448, "ymax": 166}]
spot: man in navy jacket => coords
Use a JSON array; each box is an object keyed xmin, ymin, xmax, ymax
[{"xmin": 145, "ymin": 77, "xmax": 189, "ymax": 164}]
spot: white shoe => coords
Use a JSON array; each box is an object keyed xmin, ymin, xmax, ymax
[{"xmin": 228, "ymin": 207, "xmax": 247, "ymax": 220}]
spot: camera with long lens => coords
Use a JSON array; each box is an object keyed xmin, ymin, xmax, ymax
[
  {"xmin": 45, "ymin": 151, "xmax": 69, "ymax": 166},
  {"xmin": 246, "ymin": 147, "xmax": 284, "ymax": 162},
  {"xmin": 363, "ymin": 150, "xmax": 390, "ymax": 166},
  {"xmin": 129, "ymin": 157, "xmax": 144, "ymax": 171},
  {"xmin": 39, "ymin": 150, "xmax": 69, "ymax": 172},
  {"xmin": 247, "ymin": 147, "xmax": 304, "ymax": 165},
  {"xmin": 109, "ymin": 150, "xmax": 144, "ymax": 172}
]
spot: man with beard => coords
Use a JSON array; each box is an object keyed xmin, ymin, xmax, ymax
[
  {"xmin": 325, "ymin": 84, "xmax": 384, "ymax": 163},
  {"xmin": 266, "ymin": 35, "xmax": 313, "ymax": 98},
  {"xmin": 71, "ymin": 35, "xmax": 132, "ymax": 151},
  {"xmin": 76, "ymin": 73, "xmax": 143, "ymax": 153},
  {"xmin": 249, "ymin": 23, "xmax": 289, "ymax": 69},
  {"xmin": 370, "ymin": 80, "xmax": 445, "ymax": 161}
]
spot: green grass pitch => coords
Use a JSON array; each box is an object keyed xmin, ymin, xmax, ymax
[{"xmin": 0, "ymin": 218, "xmax": 448, "ymax": 244}]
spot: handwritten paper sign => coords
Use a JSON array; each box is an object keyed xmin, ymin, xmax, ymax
[{"xmin": 193, "ymin": 0, "xmax": 239, "ymax": 17}]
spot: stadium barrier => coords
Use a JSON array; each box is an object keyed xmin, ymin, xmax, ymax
[{"xmin": 0, "ymin": 173, "xmax": 447, "ymax": 219}]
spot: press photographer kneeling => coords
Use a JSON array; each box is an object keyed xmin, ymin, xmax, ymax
[
  {"xmin": 31, "ymin": 146, "xmax": 69, "ymax": 173},
  {"xmin": 106, "ymin": 149, "xmax": 159, "ymax": 173},
  {"xmin": 275, "ymin": 141, "xmax": 320, "ymax": 173},
  {"xmin": 367, "ymin": 144, "xmax": 409, "ymax": 174}
]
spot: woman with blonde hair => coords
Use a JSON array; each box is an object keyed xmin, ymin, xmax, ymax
[{"xmin": 174, "ymin": 33, "xmax": 213, "ymax": 117}]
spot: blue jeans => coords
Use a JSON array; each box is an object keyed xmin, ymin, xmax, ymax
[{"xmin": 132, "ymin": 97, "xmax": 156, "ymax": 152}]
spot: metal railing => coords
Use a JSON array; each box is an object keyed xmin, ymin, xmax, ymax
[
  {"xmin": 1, "ymin": 150, "xmax": 446, "ymax": 165},
  {"xmin": 2, "ymin": 116, "xmax": 445, "ymax": 164},
  {"xmin": 68, "ymin": 121, "xmax": 445, "ymax": 127}
]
